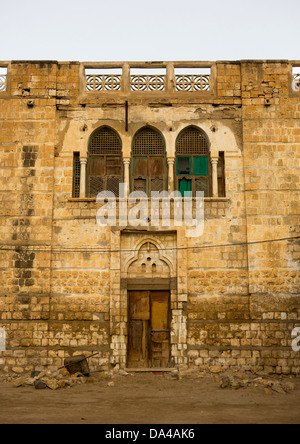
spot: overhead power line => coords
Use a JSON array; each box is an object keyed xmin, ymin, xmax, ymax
[{"xmin": 0, "ymin": 235, "xmax": 299, "ymax": 255}]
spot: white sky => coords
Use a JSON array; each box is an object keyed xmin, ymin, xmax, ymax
[{"xmin": 1, "ymin": 0, "xmax": 299, "ymax": 62}]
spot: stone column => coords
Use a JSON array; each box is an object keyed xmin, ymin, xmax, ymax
[
  {"xmin": 123, "ymin": 158, "xmax": 130, "ymax": 197},
  {"xmin": 80, "ymin": 157, "xmax": 87, "ymax": 198},
  {"xmin": 167, "ymin": 157, "xmax": 175, "ymax": 193},
  {"xmin": 211, "ymin": 157, "xmax": 219, "ymax": 198}
]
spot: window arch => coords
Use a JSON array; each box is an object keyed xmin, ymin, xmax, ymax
[
  {"xmin": 87, "ymin": 126, "xmax": 122, "ymax": 197},
  {"xmin": 175, "ymin": 126, "xmax": 211, "ymax": 197},
  {"xmin": 131, "ymin": 127, "xmax": 167, "ymax": 196}
]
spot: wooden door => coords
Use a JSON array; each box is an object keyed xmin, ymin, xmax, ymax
[
  {"xmin": 127, "ymin": 290, "xmax": 170, "ymax": 368},
  {"xmin": 150, "ymin": 292, "xmax": 170, "ymax": 368}
]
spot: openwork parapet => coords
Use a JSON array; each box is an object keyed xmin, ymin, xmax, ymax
[
  {"xmin": 84, "ymin": 64, "xmax": 212, "ymax": 93},
  {"xmin": 175, "ymin": 75, "xmax": 210, "ymax": 92},
  {"xmin": 86, "ymin": 75, "xmax": 121, "ymax": 91},
  {"xmin": 130, "ymin": 75, "xmax": 166, "ymax": 91},
  {"xmin": 0, "ymin": 75, "xmax": 6, "ymax": 92},
  {"xmin": 294, "ymin": 73, "xmax": 300, "ymax": 91}
]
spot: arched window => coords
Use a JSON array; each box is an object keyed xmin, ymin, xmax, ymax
[
  {"xmin": 175, "ymin": 127, "xmax": 211, "ymax": 197},
  {"xmin": 131, "ymin": 127, "xmax": 167, "ymax": 196},
  {"xmin": 87, "ymin": 126, "xmax": 122, "ymax": 197}
]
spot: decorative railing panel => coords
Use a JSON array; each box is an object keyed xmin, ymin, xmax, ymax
[
  {"xmin": 175, "ymin": 74, "xmax": 210, "ymax": 92},
  {"xmin": 84, "ymin": 65, "xmax": 212, "ymax": 93},
  {"xmin": 130, "ymin": 75, "xmax": 166, "ymax": 91},
  {"xmin": 294, "ymin": 73, "xmax": 300, "ymax": 90},
  {"xmin": 0, "ymin": 75, "xmax": 6, "ymax": 92},
  {"xmin": 86, "ymin": 75, "xmax": 121, "ymax": 91}
]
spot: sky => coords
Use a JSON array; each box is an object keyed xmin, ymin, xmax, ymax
[{"xmin": 1, "ymin": 0, "xmax": 299, "ymax": 62}]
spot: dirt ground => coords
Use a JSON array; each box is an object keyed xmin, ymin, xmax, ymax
[{"xmin": 0, "ymin": 373, "xmax": 300, "ymax": 425}]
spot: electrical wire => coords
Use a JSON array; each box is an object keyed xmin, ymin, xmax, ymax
[{"xmin": 0, "ymin": 235, "xmax": 299, "ymax": 255}]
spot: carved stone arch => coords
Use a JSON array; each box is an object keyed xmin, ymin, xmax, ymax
[{"xmin": 125, "ymin": 237, "xmax": 174, "ymax": 278}]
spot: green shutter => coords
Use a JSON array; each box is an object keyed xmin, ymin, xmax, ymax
[
  {"xmin": 194, "ymin": 156, "xmax": 208, "ymax": 176},
  {"xmin": 179, "ymin": 179, "xmax": 192, "ymax": 197}
]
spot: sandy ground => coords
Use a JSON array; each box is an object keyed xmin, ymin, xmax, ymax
[{"xmin": 0, "ymin": 373, "xmax": 300, "ymax": 425}]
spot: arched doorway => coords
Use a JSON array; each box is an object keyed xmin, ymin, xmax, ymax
[{"xmin": 126, "ymin": 241, "xmax": 171, "ymax": 368}]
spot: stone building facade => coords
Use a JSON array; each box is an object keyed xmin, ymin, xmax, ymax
[{"xmin": 0, "ymin": 60, "xmax": 299, "ymax": 375}]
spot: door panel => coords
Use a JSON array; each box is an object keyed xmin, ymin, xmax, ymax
[
  {"xmin": 151, "ymin": 292, "xmax": 169, "ymax": 331},
  {"xmin": 150, "ymin": 292, "xmax": 170, "ymax": 368},
  {"xmin": 149, "ymin": 156, "xmax": 164, "ymax": 176},
  {"xmin": 128, "ymin": 290, "xmax": 170, "ymax": 368},
  {"xmin": 128, "ymin": 291, "xmax": 150, "ymax": 367},
  {"xmin": 130, "ymin": 291, "xmax": 150, "ymax": 321}
]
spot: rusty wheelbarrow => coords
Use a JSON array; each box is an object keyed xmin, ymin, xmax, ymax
[{"xmin": 60, "ymin": 353, "xmax": 99, "ymax": 376}]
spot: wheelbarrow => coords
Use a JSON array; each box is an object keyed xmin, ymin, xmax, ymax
[{"xmin": 60, "ymin": 353, "xmax": 99, "ymax": 376}]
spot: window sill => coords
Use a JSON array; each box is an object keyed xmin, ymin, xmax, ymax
[{"xmin": 68, "ymin": 196, "xmax": 230, "ymax": 202}]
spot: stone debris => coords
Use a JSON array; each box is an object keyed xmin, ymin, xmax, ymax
[
  {"xmin": 218, "ymin": 373, "xmax": 297, "ymax": 394},
  {"xmin": 34, "ymin": 381, "xmax": 47, "ymax": 390},
  {"xmin": 8, "ymin": 368, "xmax": 111, "ymax": 391},
  {"xmin": 2, "ymin": 369, "xmax": 298, "ymax": 394}
]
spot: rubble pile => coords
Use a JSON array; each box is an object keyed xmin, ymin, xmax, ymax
[
  {"xmin": 0, "ymin": 367, "xmax": 297, "ymax": 394},
  {"xmin": 10, "ymin": 368, "xmax": 108, "ymax": 390},
  {"xmin": 218, "ymin": 374, "xmax": 296, "ymax": 394}
]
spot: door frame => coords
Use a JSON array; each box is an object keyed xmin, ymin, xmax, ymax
[
  {"xmin": 127, "ymin": 289, "xmax": 171, "ymax": 369},
  {"xmin": 125, "ymin": 277, "xmax": 175, "ymax": 369}
]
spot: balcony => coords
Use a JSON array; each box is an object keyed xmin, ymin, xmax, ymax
[
  {"xmin": 292, "ymin": 66, "xmax": 300, "ymax": 91},
  {"xmin": 0, "ymin": 67, "xmax": 7, "ymax": 92},
  {"xmin": 84, "ymin": 63, "xmax": 213, "ymax": 95}
]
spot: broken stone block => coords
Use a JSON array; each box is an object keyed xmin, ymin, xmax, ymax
[
  {"xmin": 220, "ymin": 376, "xmax": 231, "ymax": 389},
  {"xmin": 281, "ymin": 381, "xmax": 295, "ymax": 393},
  {"xmin": 58, "ymin": 367, "xmax": 69, "ymax": 378},
  {"xmin": 34, "ymin": 381, "xmax": 47, "ymax": 390},
  {"xmin": 13, "ymin": 377, "xmax": 27, "ymax": 387},
  {"xmin": 25, "ymin": 378, "xmax": 36, "ymax": 386},
  {"xmin": 271, "ymin": 384, "xmax": 286, "ymax": 395},
  {"xmin": 44, "ymin": 378, "xmax": 59, "ymax": 390},
  {"xmin": 35, "ymin": 371, "xmax": 46, "ymax": 380},
  {"xmin": 57, "ymin": 380, "xmax": 66, "ymax": 389}
]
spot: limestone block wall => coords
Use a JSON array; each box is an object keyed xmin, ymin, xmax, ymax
[
  {"xmin": 0, "ymin": 60, "xmax": 299, "ymax": 375},
  {"xmin": 0, "ymin": 62, "xmax": 56, "ymax": 373},
  {"xmin": 242, "ymin": 62, "xmax": 300, "ymax": 372},
  {"xmin": 186, "ymin": 61, "xmax": 300, "ymax": 374}
]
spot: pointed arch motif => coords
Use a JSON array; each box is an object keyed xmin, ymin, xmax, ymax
[
  {"xmin": 175, "ymin": 125, "xmax": 212, "ymax": 197},
  {"xmin": 87, "ymin": 126, "xmax": 123, "ymax": 197},
  {"xmin": 131, "ymin": 126, "xmax": 167, "ymax": 196},
  {"xmin": 125, "ymin": 237, "xmax": 174, "ymax": 278}
]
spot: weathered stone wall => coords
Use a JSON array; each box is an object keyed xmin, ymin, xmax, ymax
[
  {"xmin": 186, "ymin": 61, "xmax": 300, "ymax": 374},
  {"xmin": 0, "ymin": 60, "xmax": 299, "ymax": 375}
]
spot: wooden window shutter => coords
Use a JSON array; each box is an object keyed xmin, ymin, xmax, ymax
[{"xmin": 88, "ymin": 127, "xmax": 122, "ymax": 197}]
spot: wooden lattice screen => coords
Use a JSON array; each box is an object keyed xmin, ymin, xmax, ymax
[
  {"xmin": 176, "ymin": 127, "xmax": 209, "ymax": 155},
  {"xmin": 72, "ymin": 152, "xmax": 81, "ymax": 198},
  {"xmin": 131, "ymin": 128, "xmax": 166, "ymax": 196},
  {"xmin": 88, "ymin": 127, "xmax": 122, "ymax": 197}
]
